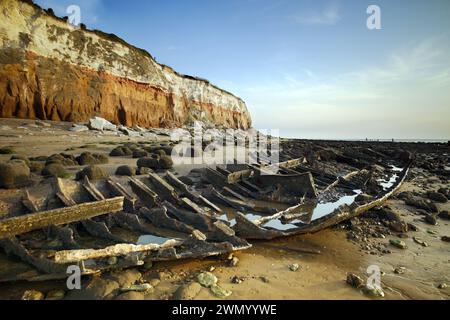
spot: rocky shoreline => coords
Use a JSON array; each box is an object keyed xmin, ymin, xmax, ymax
[{"xmin": 0, "ymin": 118, "xmax": 448, "ymax": 300}]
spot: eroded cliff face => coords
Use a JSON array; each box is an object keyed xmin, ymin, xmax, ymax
[{"xmin": 0, "ymin": 0, "xmax": 252, "ymax": 129}]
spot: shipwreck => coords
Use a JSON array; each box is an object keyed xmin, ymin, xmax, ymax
[{"xmin": 0, "ymin": 139, "xmax": 412, "ymax": 282}]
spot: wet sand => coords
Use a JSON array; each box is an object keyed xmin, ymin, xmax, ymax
[{"xmin": 0, "ymin": 118, "xmax": 448, "ymax": 300}]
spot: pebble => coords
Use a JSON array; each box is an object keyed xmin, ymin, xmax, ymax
[
  {"xmin": 413, "ymin": 237, "xmax": 429, "ymax": 247},
  {"xmin": 289, "ymin": 263, "xmax": 300, "ymax": 272},
  {"xmin": 394, "ymin": 267, "xmax": 406, "ymax": 275},
  {"xmin": 231, "ymin": 276, "xmax": 244, "ymax": 284},
  {"xmin": 438, "ymin": 283, "xmax": 447, "ymax": 289},
  {"xmin": 362, "ymin": 284, "xmax": 385, "ymax": 298},
  {"xmin": 389, "ymin": 239, "xmax": 407, "ymax": 249},
  {"xmin": 119, "ymin": 283, "xmax": 153, "ymax": 293}
]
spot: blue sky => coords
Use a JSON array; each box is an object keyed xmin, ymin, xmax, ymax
[{"xmin": 36, "ymin": 0, "xmax": 450, "ymax": 140}]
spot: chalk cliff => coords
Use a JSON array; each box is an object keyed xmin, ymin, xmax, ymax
[{"xmin": 0, "ymin": 0, "xmax": 252, "ymax": 129}]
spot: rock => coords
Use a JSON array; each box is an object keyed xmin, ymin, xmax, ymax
[
  {"xmin": 438, "ymin": 283, "xmax": 448, "ymax": 289},
  {"xmin": 66, "ymin": 277, "xmax": 119, "ymax": 300},
  {"xmin": 210, "ymin": 284, "xmax": 232, "ymax": 299},
  {"xmin": 115, "ymin": 291, "xmax": 145, "ymax": 300},
  {"xmin": 137, "ymin": 157, "xmax": 160, "ymax": 170},
  {"xmin": 35, "ymin": 120, "xmax": 51, "ymax": 127},
  {"xmin": 438, "ymin": 211, "xmax": 450, "ymax": 220},
  {"xmin": 197, "ymin": 272, "xmax": 218, "ymax": 288},
  {"xmin": 119, "ymin": 126, "xmax": 141, "ymax": 137},
  {"xmin": 109, "ymin": 269, "xmax": 142, "ymax": 287},
  {"xmin": 231, "ymin": 276, "xmax": 244, "ymax": 284},
  {"xmin": 158, "ymin": 155, "xmax": 174, "ymax": 169},
  {"xmin": 148, "ymin": 279, "xmax": 160, "ymax": 288},
  {"xmin": 115, "ymin": 165, "xmax": 136, "ymax": 176},
  {"xmin": 0, "ymin": 160, "xmax": 31, "ymax": 189},
  {"xmin": 89, "ymin": 117, "xmax": 117, "ymax": 131},
  {"xmin": 76, "ymin": 152, "xmax": 97, "ymax": 165},
  {"xmin": 29, "ymin": 161, "xmax": 45, "ymax": 173},
  {"xmin": 394, "ymin": 267, "xmax": 406, "ymax": 274},
  {"xmin": 346, "ymin": 273, "xmax": 364, "ymax": 288},
  {"xmin": 137, "ymin": 167, "xmax": 152, "ymax": 175},
  {"xmin": 93, "ymin": 153, "xmax": 109, "ymax": 164},
  {"xmin": 132, "ymin": 150, "xmax": 149, "ymax": 158},
  {"xmin": 119, "ymin": 283, "xmax": 153, "ymax": 293},
  {"xmin": 0, "ymin": 147, "xmax": 15, "ymax": 154},
  {"xmin": 407, "ymin": 223, "xmax": 419, "ymax": 231},
  {"xmin": 260, "ymin": 276, "xmax": 270, "ymax": 283},
  {"xmin": 362, "ymin": 284, "xmax": 385, "ymax": 298},
  {"xmin": 228, "ymin": 256, "xmax": 239, "ymax": 267},
  {"xmin": 110, "ymin": 146, "xmax": 132, "ymax": 157},
  {"xmin": 289, "ymin": 263, "xmax": 300, "ymax": 272},
  {"xmin": 404, "ymin": 197, "xmax": 438, "ymax": 213},
  {"xmin": 45, "ymin": 290, "xmax": 65, "ymax": 300},
  {"xmin": 21, "ymin": 290, "xmax": 44, "ymax": 300},
  {"xmin": 413, "ymin": 237, "xmax": 429, "ymax": 247},
  {"xmin": 76, "ymin": 165, "xmax": 108, "ymax": 180},
  {"xmin": 389, "ymin": 239, "xmax": 407, "ymax": 249},
  {"xmin": 173, "ymin": 282, "xmax": 202, "ymax": 300},
  {"xmin": 389, "ymin": 221, "xmax": 408, "ymax": 233},
  {"xmin": 427, "ymin": 191, "xmax": 447, "ymax": 203},
  {"xmin": 41, "ymin": 163, "xmax": 69, "ymax": 178},
  {"xmin": 441, "ymin": 236, "xmax": 450, "ymax": 242},
  {"xmin": 424, "ymin": 214, "xmax": 438, "ymax": 225},
  {"xmin": 70, "ymin": 124, "xmax": 89, "ymax": 132}
]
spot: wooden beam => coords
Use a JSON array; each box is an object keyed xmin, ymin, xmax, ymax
[{"xmin": 0, "ymin": 197, "xmax": 124, "ymax": 239}]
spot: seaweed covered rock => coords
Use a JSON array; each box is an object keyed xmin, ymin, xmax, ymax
[
  {"xmin": 132, "ymin": 150, "xmax": 148, "ymax": 159},
  {"xmin": 46, "ymin": 154, "xmax": 78, "ymax": 166},
  {"xmin": 76, "ymin": 165, "xmax": 108, "ymax": 180},
  {"xmin": 137, "ymin": 155, "xmax": 173, "ymax": 170},
  {"xmin": 159, "ymin": 155, "xmax": 174, "ymax": 169},
  {"xmin": 116, "ymin": 165, "xmax": 136, "ymax": 176},
  {"xmin": 0, "ymin": 160, "xmax": 31, "ymax": 189},
  {"xmin": 42, "ymin": 163, "xmax": 69, "ymax": 178},
  {"xmin": 0, "ymin": 147, "xmax": 15, "ymax": 155},
  {"xmin": 76, "ymin": 152, "xmax": 109, "ymax": 165},
  {"xmin": 29, "ymin": 161, "xmax": 45, "ymax": 173},
  {"xmin": 137, "ymin": 157, "xmax": 160, "ymax": 170},
  {"xmin": 110, "ymin": 146, "xmax": 132, "ymax": 157},
  {"xmin": 10, "ymin": 155, "xmax": 30, "ymax": 166}
]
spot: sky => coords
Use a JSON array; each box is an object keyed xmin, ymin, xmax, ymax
[{"xmin": 35, "ymin": 0, "xmax": 450, "ymax": 140}]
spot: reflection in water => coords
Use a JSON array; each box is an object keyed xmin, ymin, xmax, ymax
[
  {"xmin": 378, "ymin": 166, "xmax": 403, "ymax": 191},
  {"xmin": 218, "ymin": 212, "xmax": 262, "ymax": 227},
  {"xmin": 263, "ymin": 219, "xmax": 299, "ymax": 231},
  {"xmin": 310, "ymin": 190, "xmax": 362, "ymax": 221},
  {"xmin": 137, "ymin": 235, "xmax": 171, "ymax": 245},
  {"xmin": 218, "ymin": 167, "xmax": 403, "ymax": 232}
]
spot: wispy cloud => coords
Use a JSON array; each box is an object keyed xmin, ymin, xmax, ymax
[
  {"xmin": 237, "ymin": 37, "xmax": 450, "ymax": 139},
  {"xmin": 292, "ymin": 3, "xmax": 341, "ymax": 26}
]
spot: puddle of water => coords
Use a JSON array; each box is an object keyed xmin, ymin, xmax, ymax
[
  {"xmin": 263, "ymin": 219, "xmax": 299, "ymax": 231},
  {"xmin": 218, "ymin": 212, "xmax": 262, "ymax": 227},
  {"xmin": 310, "ymin": 190, "xmax": 362, "ymax": 221},
  {"xmin": 378, "ymin": 166, "xmax": 403, "ymax": 191},
  {"xmin": 137, "ymin": 235, "xmax": 171, "ymax": 245}
]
